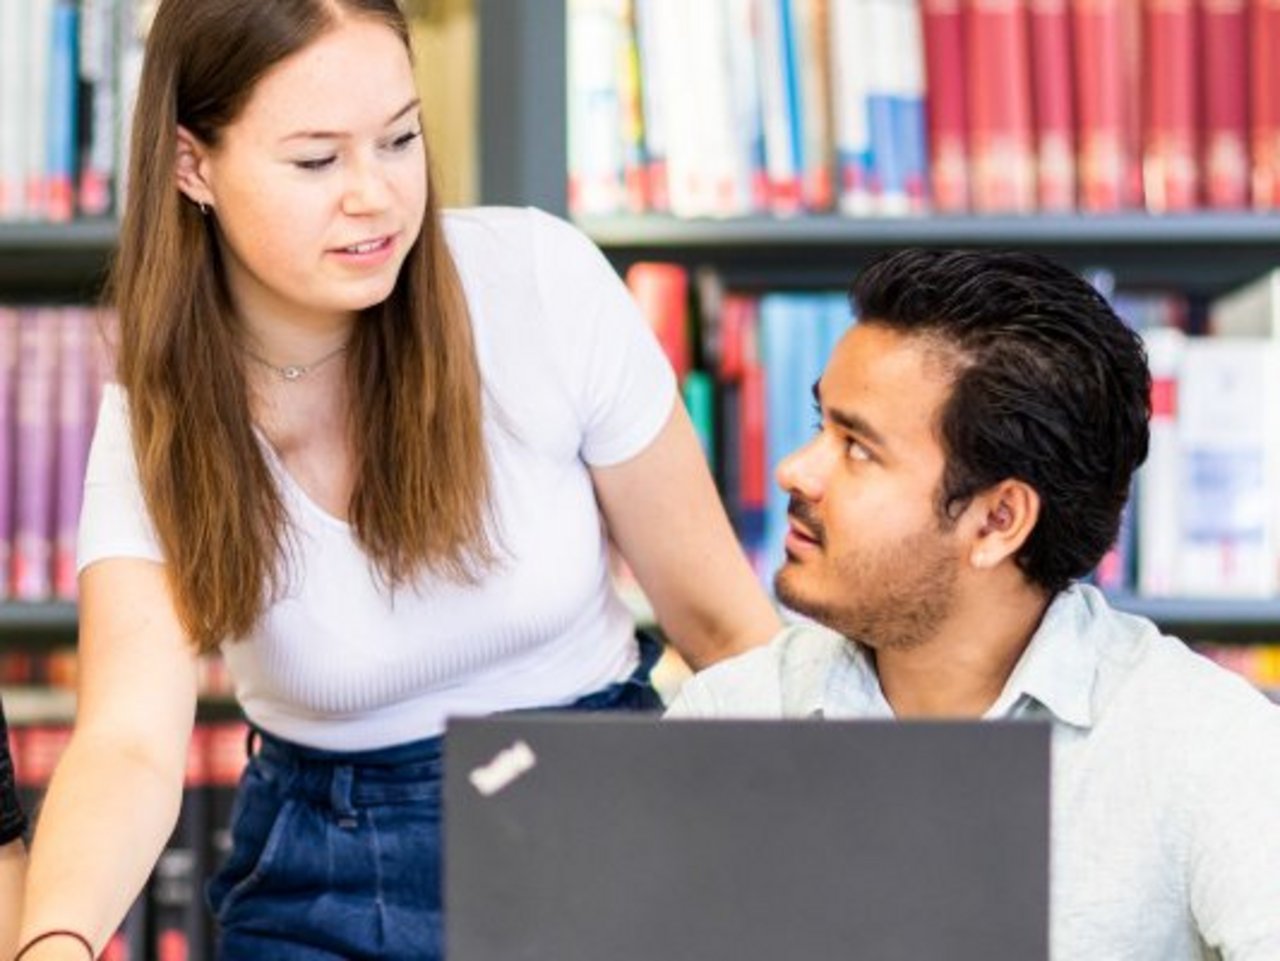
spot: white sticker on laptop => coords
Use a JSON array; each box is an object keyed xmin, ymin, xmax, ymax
[{"xmin": 469, "ymin": 739, "xmax": 538, "ymax": 797}]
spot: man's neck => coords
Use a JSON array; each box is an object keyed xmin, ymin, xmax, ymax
[{"xmin": 872, "ymin": 582, "xmax": 1052, "ymax": 719}]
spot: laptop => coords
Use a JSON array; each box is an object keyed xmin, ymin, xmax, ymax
[{"xmin": 445, "ymin": 716, "xmax": 1050, "ymax": 961}]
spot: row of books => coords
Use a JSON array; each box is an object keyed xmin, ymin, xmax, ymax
[
  {"xmin": 0, "ymin": 305, "xmax": 114, "ymax": 602},
  {"xmin": 0, "ymin": 0, "xmax": 154, "ymax": 224},
  {"xmin": 7, "ymin": 719, "xmax": 248, "ymax": 961},
  {"xmin": 625, "ymin": 259, "xmax": 1280, "ymax": 598},
  {"xmin": 569, "ymin": 0, "xmax": 1280, "ymax": 219}
]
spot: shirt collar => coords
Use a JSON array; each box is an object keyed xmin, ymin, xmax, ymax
[
  {"xmin": 983, "ymin": 585, "xmax": 1102, "ymax": 728},
  {"xmin": 817, "ymin": 584, "xmax": 1106, "ymax": 728}
]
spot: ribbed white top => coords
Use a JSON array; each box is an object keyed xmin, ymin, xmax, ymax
[{"xmin": 78, "ymin": 207, "xmax": 677, "ymax": 749}]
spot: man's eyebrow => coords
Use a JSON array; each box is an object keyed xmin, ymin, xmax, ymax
[
  {"xmin": 812, "ymin": 380, "xmax": 889, "ymax": 449},
  {"xmin": 280, "ymin": 98, "xmax": 421, "ymax": 142}
]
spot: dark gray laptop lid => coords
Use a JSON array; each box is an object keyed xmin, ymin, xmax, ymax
[{"xmin": 445, "ymin": 716, "xmax": 1050, "ymax": 961}]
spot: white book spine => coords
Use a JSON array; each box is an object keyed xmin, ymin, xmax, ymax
[
  {"xmin": 567, "ymin": 0, "xmax": 626, "ymax": 215},
  {"xmin": 0, "ymin": 0, "xmax": 31, "ymax": 219},
  {"xmin": 1137, "ymin": 327, "xmax": 1185, "ymax": 597},
  {"xmin": 829, "ymin": 0, "xmax": 873, "ymax": 215},
  {"xmin": 1175, "ymin": 339, "xmax": 1280, "ymax": 598}
]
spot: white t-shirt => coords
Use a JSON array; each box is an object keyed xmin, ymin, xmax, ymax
[{"xmin": 78, "ymin": 207, "xmax": 677, "ymax": 750}]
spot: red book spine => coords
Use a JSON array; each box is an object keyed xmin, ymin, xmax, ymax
[
  {"xmin": 1072, "ymin": 0, "xmax": 1130, "ymax": 210},
  {"xmin": 151, "ymin": 728, "xmax": 211, "ymax": 961},
  {"xmin": 205, "ymin": 721, "xmax": 250, "ymax": 884},
  {"xmin": 966, "ymin": 0, "xmax": 1036, "ymax": 212},
  {"xmin": 1143, "ymin": 0, "xmax": 1199, "ymax": 211},
  {"xmin": 1249, "ymin": 0, "xmax": 1280, "ymax": 208},
  {"xmin": 625, "ymin": 262, "xmax": 691, "ymax": 383},
  {"xmin": 1029, "ymin": 0, "xmax": 1076, "ymax": 210},
  {"xmin": 922, "ymin": 0, "xmax": 971, "ymax": 211},
  {"xmin": 1200, "ymin": 0, "xmax": 1248, "ymax": 208},
  {"xmin": 739, "ymin": 302, "xmax": 767, "ymax": 576}
]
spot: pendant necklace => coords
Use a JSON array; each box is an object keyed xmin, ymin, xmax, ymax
[{"xmin": 242, "ymin": 341, "xmax": 350, "ymax": 382}]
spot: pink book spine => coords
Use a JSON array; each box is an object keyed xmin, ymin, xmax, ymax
[
  {"xmin": 0, "ymin": 308, "xmax": 19, "ymax": 601},
  {"xmin": 55, "ymin": 307, "xmax": 89, "ymax": 600},
  {"xmin": 1200, "ymin": 0, "xmax": 1248, "ymax": 208},
  {"xmin": 12, "ymin": 309, "xmax": 59, "ymax": 601}
]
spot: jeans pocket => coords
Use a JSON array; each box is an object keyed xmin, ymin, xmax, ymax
[{"xmin": 208, "ymin": 786, "xmax": 299, "ymax": 924}]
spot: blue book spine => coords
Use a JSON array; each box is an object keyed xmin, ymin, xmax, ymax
[
  {"xmin": 779, "ymin": 0, "xmax": 806, "ymax": 195},
  {"xmin": 45, "ymin": 0, "xmax": 79, "ymax": 222}
]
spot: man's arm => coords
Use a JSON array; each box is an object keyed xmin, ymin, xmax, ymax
[{"xmin": 1186, "ymin": 700, "xmax": 1280, "ymax": 959}]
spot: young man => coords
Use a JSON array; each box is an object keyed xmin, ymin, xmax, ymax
[
  {"xmin": 1, "ymin": 697, "xmax": 28, "ymax": 958},
  {"xmin": 668, "ymin": 249, "xmax": 1280, "ymax": 961}
]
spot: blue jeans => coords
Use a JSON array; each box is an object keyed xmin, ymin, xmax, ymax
[{"xmin": 207, "ymin": 633, "xmax": 664, "ymax": 960}]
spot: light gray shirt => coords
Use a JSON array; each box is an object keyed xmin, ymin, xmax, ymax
[{"xmin": 667, "ymin": 584, "xmax": 1280, "ymax": 961}]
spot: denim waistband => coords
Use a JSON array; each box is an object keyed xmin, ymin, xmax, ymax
[{"xmin": 249, "ymin": 631, "xmax": 664, "ymax": 812}]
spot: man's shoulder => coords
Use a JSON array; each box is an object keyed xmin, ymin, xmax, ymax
[
  {"xmin": 1121, "ymin": 629, "xmax": 1280, "ymax": 738},
  {"xmin": 665, "ymin": 623, "xmax": 846, "ymax": 719}
]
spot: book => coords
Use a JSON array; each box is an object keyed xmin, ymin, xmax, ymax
[
  {"xmin": 1200, "ymin": 0, "xmax": 1249, "ymax": 209},
  {"xmin": 77, "ymin": 0, "xmax": 119, "ymax": 217},
  {"xmin": 1142, "ymin": 0, "xmax": 1199, "ymax": 212},
  {"xmin": 1073, "ymin": 0, "xmax": 1131, "ymax": 211},
  {"xmin": 55, "ymin": 307, "xmax": 92, "ymax": 601},
  {"xmin": 921, "ymin": 0, "xmax": 970, "ymax": 212},
  {"xmin": 1028, "ymin": 0, "xmax": 1075, "ymax": 210},
  {"xmin": 1249, "ymin": 0, "xmax": 1280, "ymax": 209},
  {"xmin": 966, "ymin": 0, "xmax": 1035, "ymax": 212},
  {"xmin": 11, "ymin": 311, "xmax": 58, "ymax": 601}
]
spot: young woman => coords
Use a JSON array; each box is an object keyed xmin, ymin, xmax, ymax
[
  {"xmin": 1, "ymin": 697, "xmax": 26, "ymax": 960},
  {"xmin": 14, "ymin": 1, "xmax": 779, "ymax": 958}
]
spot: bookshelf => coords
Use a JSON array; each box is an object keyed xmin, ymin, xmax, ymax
[
  {"xmin": 3, "ymin": 1, "xmax": 1280, "ymax": 653},
  {"xmin": 0, "ymin": 220, "xmax": 116, "ymax": 296},
  {"xmin": 474, "ymin": 0, "xmax": 1280, "ymax": 661}
]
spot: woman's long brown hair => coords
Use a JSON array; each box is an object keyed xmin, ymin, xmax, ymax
[{"xmin": 110, "ymin": 0, "xmax": 492, "ymax": 654}]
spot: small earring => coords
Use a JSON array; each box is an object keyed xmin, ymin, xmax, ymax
[{"xmin": 198, "ymin": 201, "xmax": 210, "ymax": 216}]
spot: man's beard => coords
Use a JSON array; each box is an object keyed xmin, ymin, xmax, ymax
[{"xmin": 774, "ymin": 524, "xmax": 960, "ymax": 652}]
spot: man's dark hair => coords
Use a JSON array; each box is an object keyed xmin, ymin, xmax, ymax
[{"xmin": 851, "ymin": 248, "xmax": 1151, "ymax": 594}]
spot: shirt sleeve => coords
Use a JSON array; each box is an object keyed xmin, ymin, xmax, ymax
[
  {"xmin": 663, "ymin": 674, "xmax": 717, "ymax": 718},
  {"xmin": 0, "ymin": 698, "xmax": 25, "ymax": 845},
  {"xmin": 528, "ymin": 208, "xmax": 677, "ymax": 467},
  {"xmin": 77, "ymin": 384, "xmax": 165, "ymax": 572},
  {"xmin": 1185, "ymin": 696, "xmax": 1280, "ymax": 959}
]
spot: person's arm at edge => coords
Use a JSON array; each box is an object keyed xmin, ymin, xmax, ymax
[
  {"xmin": 16, "ymin": 558, "xmax": 199, "ymax": 960},
  {"xmin": 0, "ymin": 839, "xmax": 24, "ymax": 959},
  {"xmin": 1, "ymin": 689, "xmax": 26, "ymax": 959},
  {"xmin": 592, "ymin": 401, "xmax": 781, "ymax": 672}
]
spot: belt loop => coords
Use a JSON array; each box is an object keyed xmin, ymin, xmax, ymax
[
  {"xmin": 244, "ymin": 726, "xmax": 261, "ymax": 759},
  {"xmin": 330, "ymin": 764, "xmax": 359, "ymax": 829}
]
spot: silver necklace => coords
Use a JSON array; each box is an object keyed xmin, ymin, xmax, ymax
[{"xmin": 242, "ymin": 341, "xmax": 350, "ymax": 382}]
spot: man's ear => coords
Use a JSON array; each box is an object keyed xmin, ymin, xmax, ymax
[
  {"xmin": 967, "ymin": 480, "xmax": 1040, "ymax": 571},
  {"xmin": 175, "ymin": 125, "xmax": 215, "ymax": 210}
]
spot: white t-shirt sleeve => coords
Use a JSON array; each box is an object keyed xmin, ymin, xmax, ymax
[
  {"xmin": 528, "ymin": 208, "xmax": 677, "ymax": 466},
  {"xmin": 77, "ymin": 384, "xmax": 165, "ymax": 572}
]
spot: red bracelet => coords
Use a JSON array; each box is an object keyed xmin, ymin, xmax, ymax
[{"xmin": 14, "ymin": 930, "xmax": 95, "ymax": 960}]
